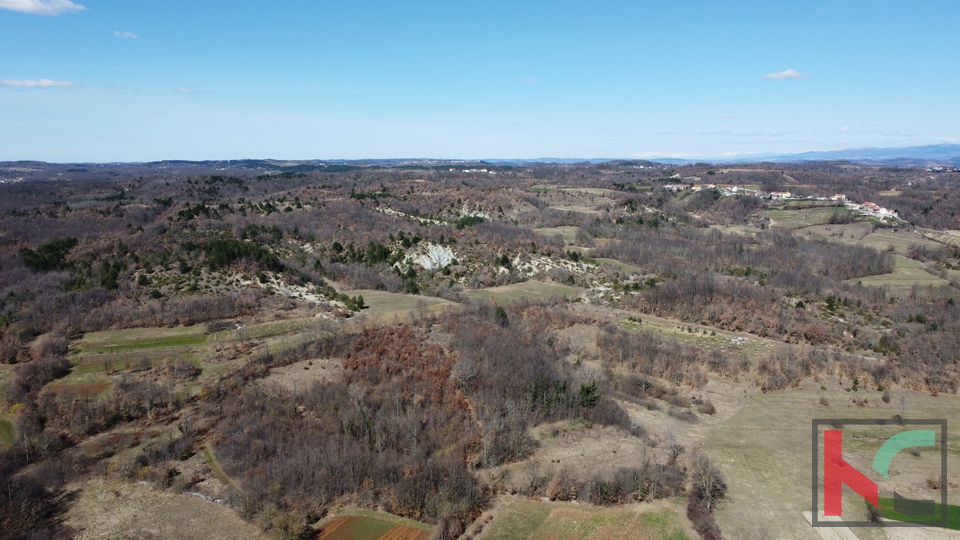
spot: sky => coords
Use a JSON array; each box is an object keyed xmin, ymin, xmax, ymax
[{"xmin": 1, "ymin": 0, "xmax": 959, "ymax": 161}]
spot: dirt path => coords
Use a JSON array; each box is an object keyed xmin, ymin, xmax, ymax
[
  {"xmin": 201, "ymin": 442, "xmax": 237, "ymax": 490},
  {"xmin": 802, "ymin": 511, "xmax": 864, "ymax": 540}
]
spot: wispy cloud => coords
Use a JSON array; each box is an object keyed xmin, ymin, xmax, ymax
[
  {"xmin": 718, "ymin": 114, "xmax": 735, "ymax": 119},
  {"xmin": 520, "ymin": 77, "xmax": 540, "ymax": 83},
  {"xmin": 114, "ymin": 30, "xmax": 139, "ymax": 39},
  {"xmin": 838, "ymin": 126, "xmax": 852, "ymax": 133},
  {"xmin": 175, "ymin": 87, "xmax": 213, "ymax": 94},
  {"xmin": 0, "ymin": 0, "xmax": 85, "ymax": 15},
  {"xmin": 763, "ymin": 68, "xmax": 808, "ymax": 80},
  {"xmin": 106, "ymin": 84, "xmax": 124, "ymax": 91},
  {"xmin": 1, "ymin": 78, "xmax": 81, "ymax": 88}
]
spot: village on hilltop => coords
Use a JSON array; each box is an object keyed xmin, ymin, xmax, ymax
[{"xmin": 662, "ymin": 181, "xmax": 902, "ymax": 222}]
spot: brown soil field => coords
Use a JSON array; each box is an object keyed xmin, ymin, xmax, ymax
[{"xmin": 315, "ymin": 515, "xmax": 430, "ymax": 540}]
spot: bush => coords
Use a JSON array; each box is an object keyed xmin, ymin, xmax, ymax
[{"xmin": 19, "ymin": 237, "xmax": 78, "ymax": 272}]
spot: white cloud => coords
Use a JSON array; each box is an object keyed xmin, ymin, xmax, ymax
[
  {"xmin": 520, "ymin": 77, "xmax": 540, "ymax": 83},
  {"xmin": 114, "ymin": 30, "xmax": 139, "ymax": 39},
  {"xmin": 0, "ymin": 0, "xmax": 85, "ymax": 15},
  {"xmin": 1, "ymin": 78, "xmax": 81, "ymax": 88},
  {"xmin": 175, "ymin": 87, "xmax": 213, "ymax": 94},
  {"xmin": 763, "ymin": 68, "xmax": 808, "ymax": 80},
  {"xmin": 839, "ymin": 126, "xmax": 851, "ymax": 133}
]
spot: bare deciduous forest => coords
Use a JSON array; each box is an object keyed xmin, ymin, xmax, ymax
[{"xmin": 0, "ymin": 160, "xmax": 958, "ymax": 539}]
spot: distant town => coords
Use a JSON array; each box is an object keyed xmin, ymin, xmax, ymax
[{"xmin": 662, "ymin": 181, "xmax": 902, "ymax": 222}]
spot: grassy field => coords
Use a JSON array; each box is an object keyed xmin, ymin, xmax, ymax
[
  {"xmin": 0, "ymin": 363, "xmax": 14, "ymax": 448},
  {"xmin": 0, "ymin": 418, "xmax": 13, "ymax": 448},
  {"xmin": 703, "ymin": 382, "xmax": 960, "ymax": 540},
  {"xmin": 616, "ymin": 311, "xmax": 777, "ymax": 364},
  {"xmin": 478, "ymin": 499, "xmax": 691, "ymax": 540},
  {"xmin": 711, "ymin": 224, "xmax": 763, "ymax": 236},
  {"xmin": 349, "ymin": 289, "xmax": 457, "ymax": 321},
  {"xmin": 65, "ymin": 477, "xmax": 268, "ymax": 540},
  {"xmin": 75, "ymin": 326, "xmax": 208, "ymax": 354},
  {"xmin": 878, "ymin": 498, "xmax": 960, "ymax": 530},
  {"xmin": 535, "ymin": 226, "xmax": 581, "ymax": 244},
  {"xmin": 464, "ymin": 280, "xmax": 583, "ymax": 304},
  {"xmin": 562, "ymin": 187, "xmax": 620, "ymax": 196},
  {"xmin": 592, "ymin": 257, "xmax": 645, "ymax": 275},
  {"xmin": 847, "ymin": 254, "xmax": 950, "ymax": 296},
  {"xmin": 62, "ymin": 318, "xmax": 333, "ymax": 397},
  {"xmin": 316, "ymin": 512, "xmax": 431, "ymax": 540},
  {"xmin": 802, "ymin": 223, "xmax": 943, "ymax": 255},
  {"xmin": 761, "ymin": 207, "xmax": 847, "ymax": 228},
  {"xmin": 919, "ymin": 229, "xmax": 960, "ymax": 248}
]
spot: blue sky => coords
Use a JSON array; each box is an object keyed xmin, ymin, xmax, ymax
[{"xmin": 2, "ymin": 0, "xmax": 958, "ymax": 161}]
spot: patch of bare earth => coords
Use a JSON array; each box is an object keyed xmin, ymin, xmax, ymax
[{"xmin": 260, "ymin": 357, "xmax": 344, "ymax": 393}]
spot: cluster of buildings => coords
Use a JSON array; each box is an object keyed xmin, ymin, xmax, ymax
[
  {"xmin": 925, "ymin": 166, "xmax": 960, "ymax": 173},
  {"xmin": 449, "ymin": 168, "xmax": 496, "ymax": 174},
  {"xmin": 662, "ymin": 182, "xmax": 902, "ymax": 222},
  {"xmin": 846, "ymin": 201, "xmax": 899, "ymax": 220}
]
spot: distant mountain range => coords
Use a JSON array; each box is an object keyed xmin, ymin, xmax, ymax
[
  {"xmin": 646, "ymin": 144, "xmax": 960, "ymax": 166},
  {"xmin": 3, "ymin": 145, "xmax": 960, "ymax": 181},
  {"xmin": 486, "ymin": 144, "xmax": 960, "ymax": 166}
]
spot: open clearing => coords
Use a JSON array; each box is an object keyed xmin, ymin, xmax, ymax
[
  {"xmin": 478, "ymin": 498, "xmax": 692, "ymax": 540},
  {"xmin": 0, "ymin": 417, "xmax": 13, "ymax": 448},
  {"xmin": 613, "ymin": 309, "xmax": 778, "ymax": 364},
  {"xmin": 65, "ymin": 477, "xmax": 266, "ymax": 540},
  {"xmin": 592, "ymin": 257, "xmax": 645, "ymax": 274},
  {"xmin": 562, "ymin": 187, "xmax": 620, "ymax": 196},
  {"xmin": 703, "ymin": 381, "xmax": 960, "ymax": 540},
  {"xmin": 847, "ymin": 254, "xmax": 949, "ymax": 295},
  {"xmin": 711, "ymin": 224, "xmax": 763, "ymax": 236},
  {"xmin": 535, "ymin": 226, "xmax": 581, "ymax": 244},
  {"xmin": 465, "ymin": 280, "xmax": 584, "ymax": 304},
  {"xmin": 801, "ymin": 223, "xmax": 942, "ymax": 255},
  {"xmin": 348, "ymin": 289, "xmax": 457, "ymax": 321},
  {"xmin": 919, "ymin": 229, "xmax": 960, "ymax": 248},
  {"xmin": 316, "ymin": 512, "xmax": 431, "ymax": 540},
  {"xmin": 75, "ymin": 325, "xmax": 208, "ymax": 354},
  {"xmin": 762, "ymin": 207, "xmax": 846, "ymax": 228}
]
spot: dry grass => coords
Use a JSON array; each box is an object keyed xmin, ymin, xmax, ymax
[
  {"xmin": 802, "ymin": 223, "xmax": 942, "ymax": 255},
  {"xmin": 703, "ymin": 380, "xmax": 960, "ymax": 540},
  {"xmin": 478, "ymin": 497, "xmax": 693, "ymax": 540},
  {"xmin": 535, "ymin": 226, "xmax": 581, "ymax": 244},
  {"xmin": 464, "ymin": 280, "xmax": 583, "ymax": 304},
  {"xmin": 65, "ymin": 477, "xmax": 266, "ymax": 540},
  {"xmin": 260, "ymin": 357, "xmax": 344, "ymax": 393},
  {"xmin": 761, "ymin": 207, "xmax": 846, "ymax": 228},
  {"xmin": 847, "ymin": 254, "xmax": 949, "ymax": 296},
  {"xmin": 348, "ymin": 289, "xmax": 457, "ymax": 321}
]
